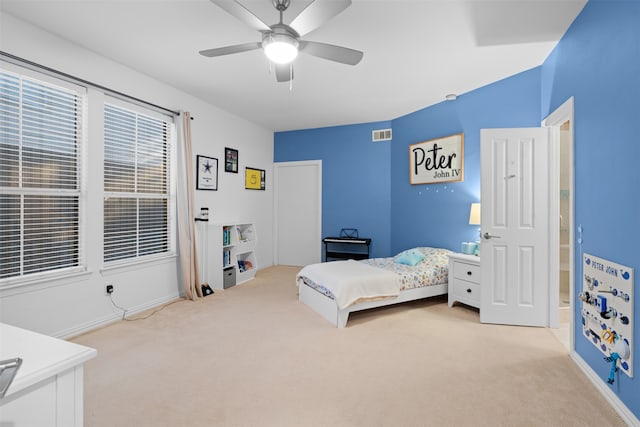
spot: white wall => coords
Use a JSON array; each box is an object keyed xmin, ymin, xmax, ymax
[{"xmin": 0, "ymin": 14, "xmax": 274, "ymax": 338}]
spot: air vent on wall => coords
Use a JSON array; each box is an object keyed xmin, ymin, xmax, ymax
[{"xmin": 372, "ymin": 128, "xmax": 392, "ymax": 142}]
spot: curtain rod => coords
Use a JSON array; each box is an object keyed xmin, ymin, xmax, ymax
[{"xmin": 1, "ymin": 51, "xmax": 193, "ymax": 120}]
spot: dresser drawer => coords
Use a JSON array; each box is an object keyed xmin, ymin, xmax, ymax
[
  {"xmin": 452, "ymin": 280, "xmax": 480, "ymax": 305},
  {"xmin": 453, "ymin": 261, "xmax": 480, "ymax": 283}
]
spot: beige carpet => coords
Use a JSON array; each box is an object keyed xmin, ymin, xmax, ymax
[{"xmin": 72, "ymin": 266, "xmax": 625, "ymax": 427}]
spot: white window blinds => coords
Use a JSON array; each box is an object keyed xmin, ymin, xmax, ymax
[
  {"xmin": 103, "ymin": 103, "xmax": 172, "ymax": 263},
  {"xmin": 0, "ymin": 70, "xmax": 84, "ymax": 280}
]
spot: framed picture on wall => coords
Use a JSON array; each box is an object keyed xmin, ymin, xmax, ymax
[
  {"xmin": 225, "ymin": 147, "xmax": 238, "ymax": 173},
  {"xmin": 409, "ymin": 133, "xmax": 464, "ymax": 185},
  {"xmin": 245, "ymin": 167, "xmax": 265, "ymax": 190},
  {"xmin": 196, "ymin": 155, "xmax": 218, "ymax": 190}
]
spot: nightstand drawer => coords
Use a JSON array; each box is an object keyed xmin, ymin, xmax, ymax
[
  {"xmin": 448, "ymin": 253, "xmax": 481, "ymax": 311},
  {"xmin": 453, "ymin": 262, "xmax": 480, "ymax": 283},
  {"xmin": 452, "ymin": 280, "xmax": 480, "ymax": 305}
]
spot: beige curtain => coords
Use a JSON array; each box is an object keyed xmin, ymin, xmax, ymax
[{"xmin": 176, "ymin": 112, "xmax": 201, "ymax": 300}]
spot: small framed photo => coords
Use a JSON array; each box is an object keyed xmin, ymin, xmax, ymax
[
  {"xmin": 196, "ymin": 155, "xmax": 218, "ymax": 191},
  {"xmin": 245, "ymin": 167, "xmax": 265, "ymax": 190},
  {"xmin": 225, "ymin": 147, "xmax": 239, "ymax": 173}
]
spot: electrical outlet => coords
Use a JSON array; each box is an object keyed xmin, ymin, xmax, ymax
[{"xmin": 106, "ymin": 284, "xmax": 114, "ymax": 295}]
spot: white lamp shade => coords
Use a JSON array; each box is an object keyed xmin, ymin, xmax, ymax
[
  {"xmin": 469, "ymin": 203, "xmax": 481, "ymax": 225},
  {"xmin": 263, "ymin": 34, "xmax": 298, "ymax": 64}
]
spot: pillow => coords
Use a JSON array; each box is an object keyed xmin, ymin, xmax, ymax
[{"xmin": 394, "ymin": 248, "xmax": 425, "ymax": 266}]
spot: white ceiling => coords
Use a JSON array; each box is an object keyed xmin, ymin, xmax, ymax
[{"xmin": 0, "ymin": 0, "xmax": 586, "ymax": 132}]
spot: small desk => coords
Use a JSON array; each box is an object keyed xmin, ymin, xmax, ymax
[
  {"xmin": 323, "ymin": 237, "xmax": 371, "ymax": 261},
  {"xmin": 0, "ymin": 323, "xmax": 96, "ymax": 427}
]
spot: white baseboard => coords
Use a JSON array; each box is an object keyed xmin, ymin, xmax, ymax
[
  {"xmin": 572, "ymin": 351, "xmax": 638, "ymax": 426},
  {"xmin": 55, "ymin": 293, "xmax": 182, "ymax": 339}
]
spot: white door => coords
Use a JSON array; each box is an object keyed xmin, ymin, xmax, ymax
[
  {"xmin": 274, "ymin": 161, "xmax": 322, "ymax": 266},
  {"xmin": 480, "ymin": 128, "xmax": 550, "ymax": 326}
]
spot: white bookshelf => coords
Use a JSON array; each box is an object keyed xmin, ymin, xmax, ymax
[{"xmin": 197, "ymin": 221, "xmax": 257, "ymax": 290}]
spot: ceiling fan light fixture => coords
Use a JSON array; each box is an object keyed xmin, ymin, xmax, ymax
[
  {"xmin": 263, "ymin": 33, "xmax": 299, "ymax": 64},
  {"xmin": 203, "ymin": 0, "xmax": 362, "ymax": 82}
]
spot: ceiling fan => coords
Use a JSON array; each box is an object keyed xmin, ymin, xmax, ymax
[{"xmin": 199, "ymin": 0, "xmax": 364, "ymax": 82}]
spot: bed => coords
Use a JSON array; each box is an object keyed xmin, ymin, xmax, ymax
[{"xmin": 296, "ymin": 247, "xmax": 452, "ymax": 327}]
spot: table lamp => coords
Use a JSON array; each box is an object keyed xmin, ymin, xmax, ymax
[{"xmin": 469, "ymin": 203, "xmax": 481, "ymax": 255}]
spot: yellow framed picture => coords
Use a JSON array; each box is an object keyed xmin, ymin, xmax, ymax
[{"xmin": 245, "ymin": 167, "xmax": 265, "ymax": 190}]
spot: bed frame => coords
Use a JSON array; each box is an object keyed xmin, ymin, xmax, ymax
[{"xmin": 298, "ymin": 281, "xmax": 448, "ymax": 328}]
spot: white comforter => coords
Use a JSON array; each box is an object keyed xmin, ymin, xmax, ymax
[{"xmin": 296, "ymin": 260, "xmax": 400, "ymax": 309}]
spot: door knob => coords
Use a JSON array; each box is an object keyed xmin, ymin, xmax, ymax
[{"xmin": 483, "ymin": 232, "xmax": 501, "ymax": 240}]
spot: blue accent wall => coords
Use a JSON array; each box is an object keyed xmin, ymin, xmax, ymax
[
  {"xmin": 541, "ymin": 0, "xmax": 640, "ymax": 416},
  {"xmin": 275, "ymin": 0, "xmax": 639, "ymax": 418},
  {"xmin": 390, "ymin": 68, "xmax": 541, "ymax": 254},
  {"xmin": 275, "ymin": 70, "xmax": 541, "ymax": 258},
  {"xmin": 274, "ymin": 121, "xmax": 392, "ymax": 258}
]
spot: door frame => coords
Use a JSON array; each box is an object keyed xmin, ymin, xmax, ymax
[
  {"xmin": 542, "ymin": 97, "xmax": 575, "ymax": 348},
  {"xmin": 273, "ymin": 160, "xmax": 322, "ymax": 266}
]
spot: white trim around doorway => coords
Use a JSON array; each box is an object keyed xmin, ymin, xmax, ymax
[{"xmin": 542, "ymin": 97, "xmax": 575, "ymax": 350}]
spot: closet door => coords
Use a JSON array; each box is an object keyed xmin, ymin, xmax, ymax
[{"xmin": 274, "ymin": 161, "xmax": 322, "ymax": 266}]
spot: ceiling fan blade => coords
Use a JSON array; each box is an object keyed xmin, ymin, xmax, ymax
[
  {"xmin": 199, "ymin": 42, "xmax": 262, "ymax": 58},
  {"xmin": 299, "ymin": 41, "xmax": 363, "ymax": 65},
  {"xmin": 275, "ymin": 64, "xmax": 293, "ymax": 83},
  {"xmin": 289, "ymin": 0, "xmax": 351, "ymax": 36},
  {"xmin": 210, "ymin": 0, "xmax": 271, "ymax": 32}
]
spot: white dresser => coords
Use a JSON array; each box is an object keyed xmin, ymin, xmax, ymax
[
  {"xmin": 448, "ymin": 253, "xmax": 481, "ymax": 309},
  {"xmin": 0, "ymin": 323, "xmax": 96, "ymax": 426}
]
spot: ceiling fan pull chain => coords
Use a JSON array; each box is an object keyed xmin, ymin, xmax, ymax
[
  {"xmin": 289, "ymin": 64, "xmax": 293, "ymax": 91},
  {"xmin": 267, "ymin": 33, "xmax": 273, "ymax": 76}
]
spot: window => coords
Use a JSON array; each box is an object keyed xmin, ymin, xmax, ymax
[
  {"xmin": 103, "ymin": 102, "xmax": 173, "ymax": 264},
  {"xmin": 0, "ymin": 69, "xmax": 84, "ymax": 281}
]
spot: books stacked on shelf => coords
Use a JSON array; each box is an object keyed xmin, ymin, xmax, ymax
[
  {"xmin": 223, "ymin": 249, "xmax": 231, "ymax": 267},
  {"xmin": 223, "ymin": 227, "xmax": 231, "ymax": 246}
]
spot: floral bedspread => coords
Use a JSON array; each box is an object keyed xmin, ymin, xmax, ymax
[
  {"xmin": 301, "ymin": 247, "xmax": 452, "ymax": 299},
  {"xmin": 360, "ymin": 247, "xmax": 452, "ymax": 291}
]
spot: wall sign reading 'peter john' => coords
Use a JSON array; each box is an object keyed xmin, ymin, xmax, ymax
[{"xmin": 409, "ymin": 133, "xmax": 464, "ymax": 184}]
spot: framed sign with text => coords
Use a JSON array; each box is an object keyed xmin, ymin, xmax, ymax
[{"xmin": 409, "ymin": 133, "xmax": 464, "ymax": 184}]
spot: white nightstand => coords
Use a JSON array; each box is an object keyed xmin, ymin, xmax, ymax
[{"xmin": 448, "ymin": 253, "xmax": 481, "ymax": 309}]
